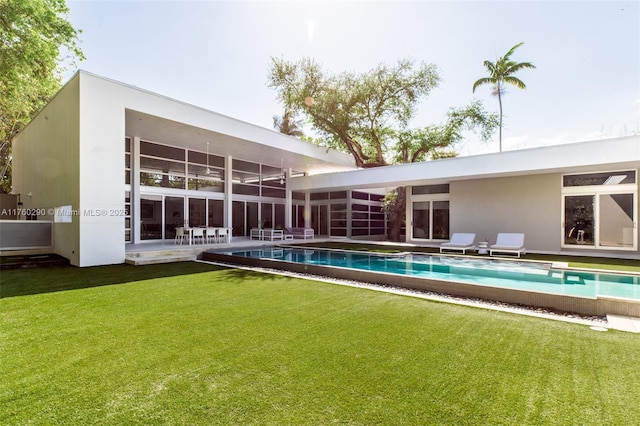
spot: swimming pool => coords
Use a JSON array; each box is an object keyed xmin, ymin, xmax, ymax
[{"xmin": 203, "ymin": 247, "xmax": 640, "ymax": 317}]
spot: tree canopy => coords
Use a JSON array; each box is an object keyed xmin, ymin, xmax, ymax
[
  {"xmin": 268, "ymin": 57, "xmax": 497, "ymax": 168},
  {"xmin": 0, "ymin": 0, "xmax": 84, "ymax": 192},
  {"xmin": 268, "ymin": 57, "xmax": 443, "ymax": 168},
  {"xmin": 268, "ymin": 57, "xmax": 498, "ymax": 241}
]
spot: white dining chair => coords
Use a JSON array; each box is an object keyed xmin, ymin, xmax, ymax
[
  {"xmin": 206, "ymin": 227, "xmax": 217, "ymax": 244},
  {"xmin": 191, "ymin": 227, "xmax": 205, "ymax": 244},
  {"xmin": 174, "ymin": 227, "xmax": 187, "ymax": 245},
  {"xmin": 216, "ymin": 227, "xmax": 229, "ymax": 243}
]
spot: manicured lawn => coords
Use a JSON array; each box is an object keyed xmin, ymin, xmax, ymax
[{"xmin": 1, "ymin": 262, "xmax": 639, "ymax": 425}]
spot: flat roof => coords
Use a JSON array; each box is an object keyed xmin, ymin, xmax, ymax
[{"xmin": 288, "ymin": 136, "xmax": 640, "ymax": 192}]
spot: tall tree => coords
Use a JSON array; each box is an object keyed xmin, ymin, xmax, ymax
[
  {"xmin": 272, "ymin": 110, "xmax": 305, "ymax": 137},
  {"xmin": 0, "ymin": 0, "xmax": 84, "ymax": 193},
  {"xmin": 472, "ymin": 42, "xmax": 535, "ymax": 152},
  {"xmin": 268, "ymin": 57, "xmax": 441, "ymax": 168},
  {"xmin": 268, "ymin": 58, "xmax": 498, "ymax": 241}
]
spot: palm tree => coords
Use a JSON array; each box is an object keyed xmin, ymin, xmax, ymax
[
  {"xmin": 473, "ymin": 42, "xmax": 535, "ymax": 152},
  {"xmin": 273, "ymin": 110, "xmax": 305, "ymax": 137}
]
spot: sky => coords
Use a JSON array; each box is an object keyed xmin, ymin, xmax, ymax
[{"xmin": 65, "ymin": 0, "xmax": 639, "ymax": 156}]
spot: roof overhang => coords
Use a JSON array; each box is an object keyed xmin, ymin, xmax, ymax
[{"xmin": 288, "ymin": 136, "xmax": 640, "ymax": 193}]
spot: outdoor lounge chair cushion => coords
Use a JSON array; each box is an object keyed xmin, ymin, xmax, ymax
[
  {"xmin": 490, "ymin": 233, "xmax": 526, "ymax": 256},
  {"xmin": 440, "ymin": 233, "xmax": 476, "ymax": 253}
]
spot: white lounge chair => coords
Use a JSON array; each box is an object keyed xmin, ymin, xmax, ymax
[
  {"xmin": 439, "ymin": 233, "xmax": 476, "ymax": 254},
  {"xmin": 490, "ymin": 233, "xmax": 526, "ymax": 257}
]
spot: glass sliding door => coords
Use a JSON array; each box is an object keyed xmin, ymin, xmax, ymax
[
  {"xmin": 564, "ymin": 195, "xmax": 595, "ymax": 246},
  {"xmin": 188, "ymin": 198, "xmax": 206, "ymax": 227},
  {"xmin": 562, "ymin": 170, "xmax": 637, "ymax": 250},
  {"xmin": 247, "ymin": 202, "xmax": 258, "ymax": 234},
  {"xmin": 319, "ymin": 205, "xmax": 328, "ymax": 235},
  {"xmin": 261, "ymin": 202, "xmax": 273, "ymax": 228},
  {"xmin": 599, "ymin": 193, "xmax": 634, "ymax": 248},
  {"xmin": 311, "ymin": 205, "xmax": 329, "ymax": 236},
  {"xmin": 432, "ymin": 201, "xmax": 450, "ymax": 240},
  {"xmin": 208, "ymin": 199, "xmax": 224, "ymax": 227},
  {"xmin": 274, "ymin": 204, "xmax": 285, "ymax": 229},
  {"xmin": 165, "ymin": 196, "xmax": 184, "ymax": 240},
  {"xmin": 232, "ymin": 201, "xmax": 244, "ymax": 237},
  {"xmin": 412, "ymin": 201, "xmax": 430, "ymax": 239},
  {"xmin": 140, "ymin": 195, "xmax": 163, "ymax": 240}
]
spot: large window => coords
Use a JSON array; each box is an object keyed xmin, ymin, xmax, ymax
[
  {"xmin": 562, "ymin": 170, "xmax": 636, "ymax": 250},
  {"xmin": 411, "ymin": 185, "xmax": 450, "ymax": 241},
  {"xmin": 412, "ymin": 200, "xmax": 449, "ymax": 240}
]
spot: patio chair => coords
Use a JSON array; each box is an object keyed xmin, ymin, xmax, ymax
[
  {"xmin": 191, "ymin": 227, "xmax": 205, "ymax": 244},
  {"xmin": 174, "ymin": 227, "xmax": 187, "ymax": 245},
  {"xmin": 490, "ymin": 233, "xmax": 526, "ymax": 257},
  {"xmin": 206, "ymin": 227, "xmax": 218, "ymax": 244},
  {"xmin": 216, "ymin": 227, "xmax": 230, "ymax": 244},
  {"xmin": 439, "ymin": 233, "xmax": 476, "ymax": 254}
]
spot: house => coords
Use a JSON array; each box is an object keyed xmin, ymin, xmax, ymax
[
  {"xmin": 290, "ymin": 136, "xmax": 640, "ymax": 257},
  {"xmin": 9, "ymin": 71, "xmax": 640, "ymax": 266}
]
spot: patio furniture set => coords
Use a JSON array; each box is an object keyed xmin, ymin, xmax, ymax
[
  {"xmin": 174, "ymin": 227, "xmax": 231, "ymax": 245},
  {"xmin": 250, "ymin": 227, "xmax": 315, "ymax": 241},
  {"xmin": 440, "ymin": 233, "xmax": 526, "ymax": 257}
]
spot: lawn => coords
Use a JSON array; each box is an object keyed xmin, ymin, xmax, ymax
[{"xmin": 1, "ymin": 262, "xmax": 639, "ymax": 425}]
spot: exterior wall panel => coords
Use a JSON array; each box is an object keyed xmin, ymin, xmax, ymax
[
  {"xmin": 12, "ymin": 76, "xmax": 81, "ymax": 265},
  {"xmin": 451, "ymin": 174, "xmax": 561, "ymax": 253}
]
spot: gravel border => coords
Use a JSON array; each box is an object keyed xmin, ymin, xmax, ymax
[{"xmin": 198, "ymin": 259, "xmax": 608, "ymax": 327}]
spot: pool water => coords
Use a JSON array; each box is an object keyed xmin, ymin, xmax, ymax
[{"xmin": 220, "ymin": 247, "xmax": 640, "ymax": 301}]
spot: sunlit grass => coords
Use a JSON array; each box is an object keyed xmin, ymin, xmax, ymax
[{"xmin": 1, "ymin": 262, "xmax": 639, "ymax": 425}]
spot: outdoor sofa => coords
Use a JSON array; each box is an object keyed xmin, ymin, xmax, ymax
[
  {"xmin": 284, "ymin": 227, "xmax": 315, "ymax": 239},
  {"xmin": 250, "ymin": 228, "xmax": 284, "ymax": 241}
]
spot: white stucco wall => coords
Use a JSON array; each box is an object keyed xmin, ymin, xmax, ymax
[
  {"xmin": 450, "ymin": 174, "xmax": 561, "ymax": 252},
  {"xmin": 76, "ymin": 74, "xmax": 127, "ymax": 266},
  {"xmin": 12, "ymin": 76, "xmax": 82, "ymax": 265}
]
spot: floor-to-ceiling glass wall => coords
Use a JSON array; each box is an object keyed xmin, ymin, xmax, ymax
[{"xmin": 132, "ymin": 137, "xmax": 300, "ymax": 241}]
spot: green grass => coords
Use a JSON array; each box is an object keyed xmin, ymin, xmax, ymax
[
  {"xmin": 292, "ymin": 241, "xmax": 640, "ymax": 273},
  {"xmin": 2, "ymin": 262, "xmax": 640, "ymax": 425}
]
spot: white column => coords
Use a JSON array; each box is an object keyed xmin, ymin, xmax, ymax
[
  {"xmin": 304, "ymin": 192, "xmax": 311, "ymax": 229},
  {"xmin": 224, "ymin": 155, "xmax": 233, "ymax": 229},
  {"xmin": 132, "ymin": 137, "xmax": 141, "ymax": 243},
  {"xmin": 405, "ymin": 186, "xmax": 412, "ymax": 242},
  {"xmin": 285, "ymin": 167, "xmax": 292, "ymax": 228},
  {"xmin": 346, "ymin": 190, "xmax": 352, "ymax": 238}
]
